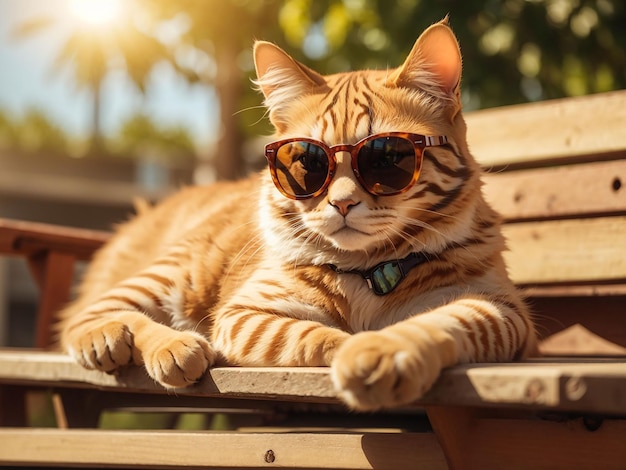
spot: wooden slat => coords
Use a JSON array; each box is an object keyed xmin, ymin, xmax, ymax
[
  {"xmin": 483, "ymin": 159, "xmax": 626, "ymax": 222},
  {"xmin": 0, "ymin": 218, "xmax": 109, "ymax": 260},
  {"xmin": 0, "ymin": 351, "xmax": 625, "ymax": 414},
  {"xmin": 467, "ymin": 417, "xmax": 626, "ymax": 470},
  {"xmin": 0, "ymin": 428, "xmax": 446, "ymax": 469},
  {"xmin": 427, "ymin": 406, "xmax": 626, "ymax": 470},
  {"xmin": 0, "ymin": 350, "xmax": 337, "ymax": 401},
  {"xmin": 466, "ymin": 90, "xmax": 626, "ymax": 168},
  {"xmin": 503, "ymin": 216, "xmax": 626, "ymax": 285},
  {"xmin": 428, "ymin": 360, "xmax": 626, "ymax": 414}
]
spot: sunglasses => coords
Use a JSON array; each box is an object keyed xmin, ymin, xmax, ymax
[{"xmin": 264, "ymin": 132, "xmax": 448, "ymax": 200}]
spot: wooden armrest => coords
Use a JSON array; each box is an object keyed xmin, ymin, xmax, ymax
[
  {"xmin": 0, "ymin": 218, "xmax": 110, "ymax": 348},
  {"xmin": 0, "ymin": 218, "xmax": 109, "ymax": 260}
]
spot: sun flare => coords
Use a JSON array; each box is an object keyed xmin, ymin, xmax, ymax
[{"xmin": 70, "ymin": 0, "xmax": 123, "ymax": 26}]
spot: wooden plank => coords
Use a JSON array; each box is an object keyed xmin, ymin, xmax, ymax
[
  {"xmin": 483, "ymin": 159, "xmax": 626, "ymax": 222},
  {"xmin": 427, "ymin": 406, "xmax": 626, "ymax": 470},
  {"xmin": 0, "ymin": 351, "xmax": 625, "ymax": 414},
  {"xmin": 503, "ymin": 216, "xmax": 626, "ymax": 285},
  {"xmin": 0, "ymin": 350, "xmax": 337, "ymax": 401},
  {"xmin": 427, "ymin": 360, "xmax": 626, "ymax": 414},
  {"xmin": 0, "ymin": 428, "xmax": 446, "ymax": 469},
  {"xmin": 29, "ymin": 251, "xmax": 76, "ymax": 349},
  {"xmin": 466, "ymin": 90, "xmax": 626, "ymax": 168},
  {"xmin": 466, "ymin": 417, "xmax": 626, "ymax": 470},
  {"xmin": 524, "ymin": 285, "xmax": 626, "ymax": 297}
]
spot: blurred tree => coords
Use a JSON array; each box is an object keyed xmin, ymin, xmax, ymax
[
  {"xmin": 143, "ymin": 0, "xmax": 624, "ymax": 178},
  {"xmin": 114, "ymin": 113, "xmax": 195, "ymax": 159},
  {"xmin": 12, "ymin": 109, "xmax": 69, "ymax": 155},
  {"xmin": 137, "ymin": 0, "xmax": 283, "ymax": 180},
  {"xmin": 13, "ymin": 4, "xmax": 173, "ymax": 155},
  {"xmin": 277, "ymin": 0, "xmax": 626, "ymax": 109},
  {"xmin": 0, "ymin": 108, "xmax": 18, "ymax": 150}
]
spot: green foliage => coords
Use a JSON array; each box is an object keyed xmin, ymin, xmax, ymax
[
  {"xmin": 0, "ymin": 107, "xmax": 195, "ymax": 161},
  {"xmin": 275, "ymin": 0, "xmax": 626, "ymax": 109},
  {"xmin": 27, "ymin": 391, "xmax": 58, "ymax": 428},
  {"xmin": 0, "ymin": 108, "xmax": 18, "ymax": 149},
  {"xmin": 18, "ymin": 109, "xmax": 69, "ymax": 153},
  {"xmin": 0, "ymin": 108, "xmax": 69, "ymax": 155},
  {"xmin": 112, "ymin": 113, "xmax": 196, "ymax": 159},
  {"xmin": 99, "ymin": 411, "xmax": 227, "ymax": 430}
]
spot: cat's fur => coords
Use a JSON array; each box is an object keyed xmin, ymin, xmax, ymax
[{"xmin": 59, "ymin": 18, "xmax": 537, "ymax": 410}]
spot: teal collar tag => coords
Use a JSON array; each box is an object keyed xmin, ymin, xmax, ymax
[{"xmin": 329, "ymin": 252, "xmax": 428, "ymax": 295}]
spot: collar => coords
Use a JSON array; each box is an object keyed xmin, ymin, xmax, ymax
[{"xmin": 328, "ymin": 252, "xmax": 428, "ymax": 296}]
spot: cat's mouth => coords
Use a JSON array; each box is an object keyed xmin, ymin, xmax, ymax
[
  {"xmin": 327, "ymin": 225, "xmax": 374, "ymax": 250},
  {"xmin": 331, "ymin": 225, "xmax": 368, "ymax": 236}
]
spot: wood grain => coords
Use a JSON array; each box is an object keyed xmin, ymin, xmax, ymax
[
  {"xmin": 0, "ymin": 351, "xmax": 625, "ymax": 414},
  {"xmin": 466, "ymin": 90, "xmax": 626, "ymax": 168},
  {"xmin": 503, "ymin": 216, "xmax": 626, "ymax": 284},
  {"xmin": 0, "ymin": 429, "xmax": 446, "ymax": 469},
  {"xmin": 483, "ymin": 159, "xmax": 626, "ymax": 222}
]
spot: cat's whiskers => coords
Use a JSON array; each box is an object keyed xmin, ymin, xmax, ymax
[
  {"xmin": 224, "ymin": 219, "xmax": 265, "ymax": 272},
  {"xmin": 411, "ymin": 206, "xmax": 463, "ymax": 222},
  {"xmin": 291, "ymin": 231, "xmax": 324, "ymax": 273},
  {"xmin": 234, "ymin": 104, "xmax": 272, "ymax": 127},
  {"xmin": 393, "ymin": 214, "xmax": 447, "ymax": 240}
]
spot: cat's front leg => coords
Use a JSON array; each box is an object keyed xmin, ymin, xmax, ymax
[
  {"xmin": 61, "ymin": 254, "xmax": 216, "ymax": 388},
  {"xmin": 63, "ymin": 310, "xmax": 214, "ymax": 388},
  {"xmin": 331, "ymin": 296, "xmax": 536, "ymax": 410},
  {"xmin": 212, "ymin": 303, "xmax": 350, "ymax": 366}
]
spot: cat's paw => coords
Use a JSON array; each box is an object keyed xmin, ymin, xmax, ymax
[
  {"xmin": 142, "ymin": 331, "xmax": 215, "ymax": 388},
  {"xmin": 330, "ymin": 331, "xmax": 440, "ymax": 411},
  {"xmin": 66, "ymin": 320, "xmax": 133, "ymax": 373}
]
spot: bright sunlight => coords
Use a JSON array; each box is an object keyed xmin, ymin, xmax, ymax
[{"xmin": 69, "ymin": 0, "xmax": 123, "ymax": 26}]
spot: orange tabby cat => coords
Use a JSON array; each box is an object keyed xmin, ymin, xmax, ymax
[{"xmin": 59, "ymin": 18, "xmax": 536, "ymax": 410}]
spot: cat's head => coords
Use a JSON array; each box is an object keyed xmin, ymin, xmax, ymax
[{"xmin": 254, "ymin": 18, "xmax": 481, "ymax": 267}]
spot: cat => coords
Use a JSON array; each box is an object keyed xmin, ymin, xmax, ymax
[{"xmin": 58, "ymin": 17, "xmax": 537, "ymax": 411}]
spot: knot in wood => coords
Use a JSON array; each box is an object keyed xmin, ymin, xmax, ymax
[{"xmin": 264, "ymin": 449, "xmax": 276, "ymax": 464}]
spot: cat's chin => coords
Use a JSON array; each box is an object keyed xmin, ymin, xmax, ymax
[{"xmin": 324, "ymin": 227, "xmax": 379, "ymax": 252}]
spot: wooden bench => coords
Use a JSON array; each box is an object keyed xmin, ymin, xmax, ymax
[{"xmin": 1, "ymin": 90, "xmax": 625, "ymax": 469}]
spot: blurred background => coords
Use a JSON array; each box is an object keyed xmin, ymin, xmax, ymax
[{"xmin": 0, "ymin": 0, "xmax": 625, "ymax": 347}]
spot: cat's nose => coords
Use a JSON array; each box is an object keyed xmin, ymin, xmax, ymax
[{"xmin": 330, "ymin": 198, "xmax": 359, "ymax": 216}]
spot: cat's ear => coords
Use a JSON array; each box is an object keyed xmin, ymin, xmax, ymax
[
  {"xmin": 389, "ymin": 17, "xmax": 462, "ymax": 103},
  {"xmin": 254, "ymin": 41, "xmax": 326, "ymax": 129}
]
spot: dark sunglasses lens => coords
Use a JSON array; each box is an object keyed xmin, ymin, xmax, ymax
[
  {"xmin": 274, "ymin": 141, "xmax": 330, "ymax": 197},
  {"xmin": 357, "ymin": 136, "xmax": 417, "ymax": 194}
]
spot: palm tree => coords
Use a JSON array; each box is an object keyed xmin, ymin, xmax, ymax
[
  {"xmin": 138, "ymin": 0, "xmax": 283, "ymax": 180},
  {"xmin": 13, "ymin": 4, "xmax": 172, "ymax": 155}
]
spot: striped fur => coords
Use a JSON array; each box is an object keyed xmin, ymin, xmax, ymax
[{"xmin": 58, "ymin": 19, "xmax": 537, "ymax": 410}]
